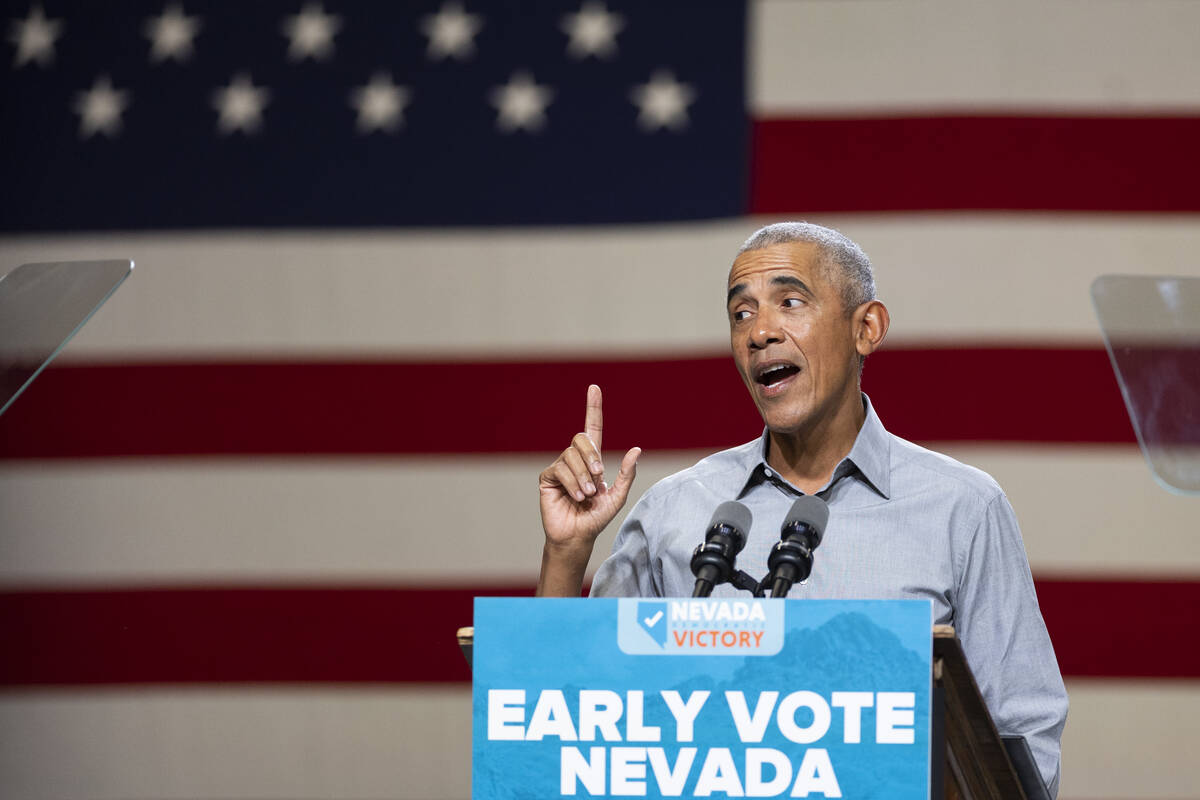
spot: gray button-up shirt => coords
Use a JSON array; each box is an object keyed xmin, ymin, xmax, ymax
[{"xmin": 591, "ymin": 396, "xmax": 1068, "ymax": 796}]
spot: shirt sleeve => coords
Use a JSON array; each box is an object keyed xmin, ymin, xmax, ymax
[
  {"xmin": 588, "ymin": 491, "xmax": 660, "ymax": 598},
  {"xmin": 955, "ymin": 491, "xmax": 1069, "ymax": 797}
]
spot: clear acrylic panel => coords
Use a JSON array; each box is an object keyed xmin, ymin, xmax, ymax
[
  {"xmin": 0, "ymin": 259, "xmax": 133, "ymax": 416},
  {"xmin": 1091, "ymin": 275, "xmax": 1200, "ymax": 495}
]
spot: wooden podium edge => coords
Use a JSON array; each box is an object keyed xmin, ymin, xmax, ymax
[
  {"xmin": 457, "ymin": 626, "xmax": 474, "ymax": 668},
  {"xmin": 934, "ymin": 626, "xmax": 1028, "ymax": 800}
]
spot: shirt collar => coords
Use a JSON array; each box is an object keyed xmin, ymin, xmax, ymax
[
  {"xmin": 734, "ymin": 393, "xmax": 892, "ymax": 500},
  {"xmin": 844, "ymin": 394, "xmax": 891, "ymax": 498}
]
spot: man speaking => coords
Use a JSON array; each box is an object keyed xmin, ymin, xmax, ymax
[{"xmin": 535, "ymin": 222, "xmax": 1068, "ymax": 794}]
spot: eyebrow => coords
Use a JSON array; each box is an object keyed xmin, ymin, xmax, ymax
[{"xmin": 726, "ymin": 275, "xmax": 814, "ymax": 306}]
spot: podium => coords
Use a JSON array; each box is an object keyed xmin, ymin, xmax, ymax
[
  {"xmin": 932, "ymin": 625, "xmax": 1044, "ymax": 799},
  {"xmin": 462, "ymin": 604, "xmax": 1044, "ymax": 799}
]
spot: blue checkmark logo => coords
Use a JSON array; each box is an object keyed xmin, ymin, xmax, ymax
[{"xmin": 637, "ymin": 601, "xmax": 668, "ymax": 647}]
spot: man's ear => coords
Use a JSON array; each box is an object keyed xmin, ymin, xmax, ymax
[{"xmin": 854, "ymin": 300, "xmax": 890, "ymax": 358}]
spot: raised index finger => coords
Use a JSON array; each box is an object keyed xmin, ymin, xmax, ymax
[{"xmin": 585, "ymin": 384, "xmax": 604, "ymax": 451}]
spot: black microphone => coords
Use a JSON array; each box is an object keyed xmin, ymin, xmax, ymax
[
  {"xmin": 690, "ymin": 501, "xmax": 752, "ymax": 598},
  {"xmin": 768, "ymin": 495, "xmax": 829, "ymax": 598}
]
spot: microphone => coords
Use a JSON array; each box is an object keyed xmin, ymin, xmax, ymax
[
  {"xmin": 690, "ymin": 501, "xmax": 753, "ymax": 598},
  {"xmin": 768, "ymin": 495, "xmax": 829, "ymax": 598}
]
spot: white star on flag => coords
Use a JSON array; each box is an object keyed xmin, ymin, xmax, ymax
[
  {"xmin": 420, "ymin": 1, "xmax": 482, "ymax": 61},
  {"xmin": 281, "ymin": 2, "xmax": 341, "ymax": 61},
  {"xmin": 560, "ymin": 1, "xmax": 624, "ymax": 59},
  {"xmin": 212, "ymin": 74, "xmax": 270, "ymax": 135},
  {"xmin": 8, "ymin": 4, "xmax": 62, "ymax": 68},
  {"xmin": 349, "ymin": 73, "xmax": 411, "ymax": 133},
  {"xmin": 630, "ymin": 70, "xmax": 696, "ymax": 132},
  {"xmin": 144, "ymin": 3, "xmax": 201, "ymax": 63},
  {"xmin": 72, "ymin": 75, "xmax": 130, "ymax": 138},
  {"xmin": 489, "ymin": 71, "xmax": 553, "ymax": 133}
]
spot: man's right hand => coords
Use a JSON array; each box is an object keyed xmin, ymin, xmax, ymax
[{"xmin": 536, "ymin": 384, "xmax": 640, "ymax": 596}]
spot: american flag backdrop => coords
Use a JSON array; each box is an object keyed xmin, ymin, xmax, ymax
[{"xmin": 1, "ymin": 1, "xmax": 1198, "ymax": 798}]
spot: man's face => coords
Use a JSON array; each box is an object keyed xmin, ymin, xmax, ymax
[{"xmin": 727, "ymin": 242, "xmax": 863, "ymax": 435}]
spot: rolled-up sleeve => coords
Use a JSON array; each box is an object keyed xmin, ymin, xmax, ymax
[{"xmin": 955, "ymin": 491, "xmax": 1069, "ymax": 797}]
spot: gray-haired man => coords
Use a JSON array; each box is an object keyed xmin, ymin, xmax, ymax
[{"xmin": 535, "ymin": 222, "xmax": 1068, "ymax": 795}]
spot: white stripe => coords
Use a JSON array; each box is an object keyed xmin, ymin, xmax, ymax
[
  {"xmin": 1, "ymin": 446, "xmax": 1195, "ymax": 587},
  {"xmin": 0, "ymin": 687, "xmax": 472, "ymax": 800},
  {"xmin": 2, "ymin": 216, "xmax": 1199, "ymax": 360},
  {"xmin": 1061, "ymin": 679, "xmax": 1200, "ymax": 799},
  {"xmin": 935, "ymin": 445, "xmax": 1200, "ymax": 577},
  {"xmin": 0, "ymin": 681, "xmax": 1195, "ymax": 798},
  {"xmin": 752, "ymin": 0, "xmax": 1200, "ymax": 113}
]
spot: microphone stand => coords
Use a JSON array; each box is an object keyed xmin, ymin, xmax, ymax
[{"xmin": 729, "ymin": 570, "xmax": 767, "ymax": 598}]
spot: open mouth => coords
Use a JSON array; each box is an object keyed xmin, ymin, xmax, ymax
[{"xmin": 754, "ymin": 362, "xmax": 800, "ymax": 388}]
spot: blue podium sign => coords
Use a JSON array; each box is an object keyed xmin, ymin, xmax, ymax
[{"xmin": 473, "ymin": 598, "xmax": 932, "ymax": 799}]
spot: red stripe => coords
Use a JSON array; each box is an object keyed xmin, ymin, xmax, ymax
[
  {"xmin": 0, "ymin": 578, "xmax": 1194, "ymax": 686},
  {"xmin": 1036, "ymin": 577, "xmax": 1200, "ymax": 679},
  {"xmin": 0, "ymin": 585, "xmax": 526, "ymax": 686},
  {"xmin": 0, "ymin": 347, "xmax": 1134, "ymax": 459},
  {"xmin": 750, "ymin": 116, "xmax": 1200, "ymax": 212}
]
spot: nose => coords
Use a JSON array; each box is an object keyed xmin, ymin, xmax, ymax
[{"xmin": 749, "ymin": 308, "xmax": 784, "ymax": 350}]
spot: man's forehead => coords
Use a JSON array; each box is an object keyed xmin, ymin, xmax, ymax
[{"xmin": 727, "ymin": 241, "xmax": 823, "ymax": 286}]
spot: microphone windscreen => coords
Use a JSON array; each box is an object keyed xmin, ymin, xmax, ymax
[
  {"xmin": 708, "ymin": 500, "xmax": 753, "ymax": 550},
  {"xmin": 783, "ymin": 495, "xmax": 830, "ymax": 544}
]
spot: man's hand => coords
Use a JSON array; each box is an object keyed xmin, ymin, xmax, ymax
[{"xmin": 536, "ymin": 384, "xmax": 640, "ymax": 596}]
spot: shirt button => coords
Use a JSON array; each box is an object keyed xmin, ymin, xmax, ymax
[{"xmin": 763, "ymin": 468, "xmax": 773, "ymax": 478}]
